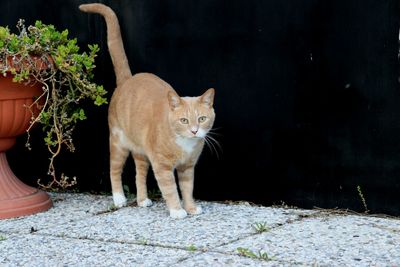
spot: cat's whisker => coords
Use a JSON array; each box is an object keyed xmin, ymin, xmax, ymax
[
  {"xmin": 209, "ymin": 138, "xmax": 221, "ymax": 159},
  {"xmin": 207, "ymin": 127, "xmax": 222, "ymax": 135},
  {"xmin": 205, "ymin": 136, "xmax": 219, "ymax": 159},
  {"xmin": 207, "ymin": 131, "xmax": 222, "ymax": 137},
  {"xmin": 207, "ymin": 132, "xmax": 222, "ymax": 137},
  {"xmin": 204, "ymin": 134, "xmax": 222, "ymax": 159},
  {"xmin": 203, "ymin": 136, "xmax": 216, "ymax": 157},
  {"xmin": 210, "ymin": 126, "xmax": 222, "ymax": 131},
  {"xmin": 206, "ymin": 134, "xmax": 222, "ymax": 152}
]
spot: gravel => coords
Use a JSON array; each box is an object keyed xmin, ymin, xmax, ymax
[{"xmin": 1, "ymin": 193, "xmax": 399, "ymax": 266}]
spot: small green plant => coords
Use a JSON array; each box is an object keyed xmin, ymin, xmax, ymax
[
  {"xmin": 0, "ymin": 235, "xmax": 6, "ymax": 241},
  {"xmin": 252, "ymin": 222, "xmax": 269, "ymax": 233},
  {"xmin": 187, "ymin": 244, "xmax": 197, "ymax": 252},
  {"xmin": 0, "ymin": 19, "xmax": 107, "ymax": 190},
  {"xmin": 123, "ymin": 185, "xmax": 136, "ymax": 200},
  {"xmin": 148, "ymin": 189, "xmax": 162, "ymax": 199},
  {"xmin": 237, "ymin": 247, "xmax": 271, "ymax": 261},
  {"xmin": 107, "ymin": 204, "xmax": 118, "ymax": 211},
  {"xmin": 98, "ymin": 191, "xmax": 112, "ymax": 196},
  {"xmin": 137, "ymin": 238, "xmax": 148, "ymax": 245},
  {"xmin": 356, "ymin": 185, "xmax": 369, "ymax": 213}
]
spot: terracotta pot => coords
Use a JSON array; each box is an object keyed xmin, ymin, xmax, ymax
[{"xmin": 0, "ymin": 75, "xmax": 52, "ymax": 219}]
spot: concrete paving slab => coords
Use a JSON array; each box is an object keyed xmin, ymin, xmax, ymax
[
  {"xmin": 172, "ymin": 251, "xmax": 281, "ymax": 267},
  {"xmin": 219, "ymin": 213, "xmax": 400, "ymax": 266},
  {"xmin": 0, "ymin": 233, "xmax": 191, "ymax": 267},
  {"xmin": 0, "ymin": 193, "xmax": 112, "ymax": 233},
  {"xmin": 1, "ymin": 193, "xmax": 399, "ymax": 266},
  {"xmin": 37, "ymin": 198, "xmax": 310, "ymax": 249}
]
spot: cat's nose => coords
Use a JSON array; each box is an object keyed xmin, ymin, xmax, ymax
[{"xmin": 190, "ymin": 127, "xmax": 198, "ymax": 135}]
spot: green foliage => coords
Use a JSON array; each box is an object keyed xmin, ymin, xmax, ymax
[
  {"xmin": 237, "ymin": 247, "xmax": 271, "ymax": 261},
  {"xmin": 187, "ymin": 244, "xmax": 197, "ymax": 252},
  {"xmin": 252, "ymin": 222, "xmax": 269, "ymax": 234},
  {"xmin": 0, "ymin": 19, "xmax": 107, "ymax": 190},
  {"xmin": 148, "ymin": 189, "xmax": 162, "ymax": 199},
  {"xmin": 0, "ymin": 235, "xmax": 6, "ymax": 241},
  {"xmin": 107, "ymin": 204, "xmax": 118, "ymax": 212},
  {"xmin": 357, "ymin": 185, "xmax": 369, "ymax": 213},
  {"xmin": 123, "ymin": 185, "xmax": 136, "ymax": 200}
]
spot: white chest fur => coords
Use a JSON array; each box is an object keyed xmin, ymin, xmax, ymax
[{"xmin": 175, "ymin": 136, "xmax": 199, "ymax": 154}]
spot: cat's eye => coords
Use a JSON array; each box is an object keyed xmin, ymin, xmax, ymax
[
  {"xmin": 198, "ymin": 116, "xmax": 207, "ymax": 123},
  {"xmin": 180, "ymin": 118, "xmax": 189, "ymax": 124}
]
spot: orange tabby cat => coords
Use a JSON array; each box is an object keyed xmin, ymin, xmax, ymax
[{"xmin": 80, "ymin": 3, "xmax": 215, "ymax": 218}]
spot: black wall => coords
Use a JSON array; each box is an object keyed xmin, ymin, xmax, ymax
[{"xmin": 2, "ymin": 0, "xmax": 400, "ymax": 215}]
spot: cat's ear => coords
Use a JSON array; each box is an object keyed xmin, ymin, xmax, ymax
[
  {"xmin": 167, "ymin": 90, "xmax": 182, "ymax": 110},
  {"xmin": 200, "ymin": 88, "xmax": 215, "ymax": 108}
]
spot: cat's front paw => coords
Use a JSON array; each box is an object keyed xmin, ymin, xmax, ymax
[
  {"xmin": 185, "ymin": 205, "xmax": 203, "ymax": 215},
  {"xmin": 138, "ymin": 198, "xmax": 153, "ymax": 207},
  {"xmin": 169, "ymin": 208, "xmax": 187, "ymax": 219},
  {"xmin": 113, "ymin": 192, "xmax": 127, "ymax": 208}
]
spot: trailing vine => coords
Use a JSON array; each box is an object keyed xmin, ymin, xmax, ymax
[{"xmin": 0, "ymin": 19, "xmax": 107, "ymax": 190}]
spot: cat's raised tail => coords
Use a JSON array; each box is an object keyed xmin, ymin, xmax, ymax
[{"xmin": 79, "ymin": 3, "xmax": 132, "ymax": 87}]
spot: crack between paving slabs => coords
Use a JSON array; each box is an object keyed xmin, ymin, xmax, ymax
[
  {"xmin": 184, "ymin": 210, "xmax": 330, "ymax": 265},
  {"xmin": 201, "ymin": 208, "xmax": 399, "ymax": 264},
  {"xmin": 4, "ymin": 201, "xmax": 373, "ymax": 264},
  {"xmin": 1, "ymin": 196, "xmax": 140, "ymax": 236},
  {"xmin": 37, "ymin": 230, "xmax": 216, "ymax": 266},
  {"xmin": 4, "ymin": 210, "xmax": 319, "ymax": 265},
  {"xmin": 25, "ymin": 231, "xmax": 207, "ymax": 263}
]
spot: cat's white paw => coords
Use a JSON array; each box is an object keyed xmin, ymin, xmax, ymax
[
  {"xmin": 186, "ymin": 205, "xmax": 203, "ymax": 215},
  {"xmin": 169, "ymin": 208, "xmax": 187, "ymax": 219},
  {"xmin": 138, "ymin": 198, "xmax": 153, "ymax": 207},
  {"xmin": 193, "ymin": 205, "xmax": 203, "ymax": 215},
  {"xmin": 113, "ymin": 192, "xmax": 127, "ymax": 208}
]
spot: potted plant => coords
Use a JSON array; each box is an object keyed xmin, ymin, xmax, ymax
[{"xmin": 0, "ymin": 19, "xmax": 107, "ymax": 219}]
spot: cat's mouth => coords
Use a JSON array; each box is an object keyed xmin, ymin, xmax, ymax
[
  {"xmin": 179, "ymin": 132, "xmax": 204, "ymax": 140},
  {"xmin": 177, "ymin": 129, "xmax": 207, "ymax": 139},
  {"xmin": 192, "ymin": 129, "xmax": 207, "ymax": 139},
  {"xmin": 184, "ymin": 134, "xmax": 202, "ymax": 139}
]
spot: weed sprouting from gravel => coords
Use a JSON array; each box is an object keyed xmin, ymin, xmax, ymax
[
  {"xmin": 187, "ymin": 244, "xmax": 197, "ymax": 252},
  {"xmin": 123, "ymin": 185, "xmax": 136, "ymax": 200},
  {"xmin": 252, "ymin": 222, "xmax": 269, "ymax": 233},
  {"xmin": 357, "ymin": 185, "xmax": 369, "ymax": 213},
  {"xmin": 237, "ymin": 247, "xmax": 272, "ymax": 261}
]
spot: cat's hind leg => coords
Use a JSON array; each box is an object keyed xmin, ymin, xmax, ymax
[
  {"xmin": 132, "ymin": 154, "xmax": 152, "ymax": 207},
  {"xmin": 109, "ymin": 133, "xmax": 129, "ymax": 208}
]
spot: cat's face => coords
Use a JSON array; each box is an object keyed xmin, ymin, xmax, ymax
[{"xmin": 167, "ymin": 88, "xmax": 215, "ymax": 139}]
